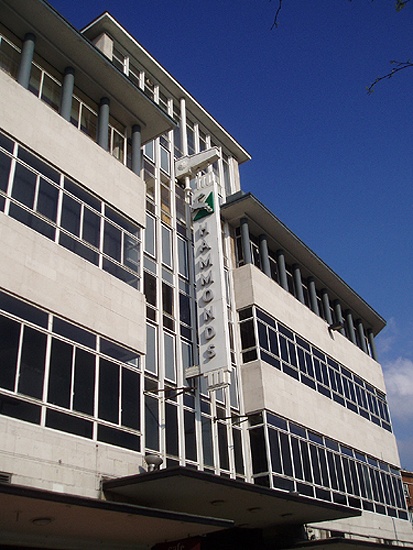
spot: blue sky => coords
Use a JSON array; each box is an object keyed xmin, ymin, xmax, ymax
[{"xmin": 47, "ymin": 0, "xmax": 413, "ymax": 470}]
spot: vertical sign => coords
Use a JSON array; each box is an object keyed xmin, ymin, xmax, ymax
[{"xmin": 192, "ymin": 173, "xmax": 231, "ymax": 389}]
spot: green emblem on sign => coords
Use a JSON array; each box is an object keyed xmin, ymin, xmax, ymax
[{"xmin": 193, "ymin": 191, "xmax": 214, "ymax": 221}]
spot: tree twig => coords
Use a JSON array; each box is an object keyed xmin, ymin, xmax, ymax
[
  {"xmin": 367, "ymin": 59, "xmax": 413, "ymax": 94},
  {"xmin": 271, "ymin": 0, "xmax": 283, "ymax": 29}
]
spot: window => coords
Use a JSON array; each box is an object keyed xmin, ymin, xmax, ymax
[{"xmin": 0, "ymin": 292, "xmax": 141, "ymax": 450}]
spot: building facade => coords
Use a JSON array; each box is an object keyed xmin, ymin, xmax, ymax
[{"xmin": 0, "ymin": 1, "xmax": 412, "ymax": 548}]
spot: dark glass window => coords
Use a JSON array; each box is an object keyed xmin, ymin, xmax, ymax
[
  {"xmin": 18, "ymin": 326, "xmax": 46, "ymax": 399},
  {"xmin": 98, "ymin": 359, "xmax": 119, "ymax": 423},
  {"xmin": 12, "ymin": 164, "xmax": 36, "ymax": 207},
  {"xmin": 0, "ymin": 315, "xmax": 20, "ymax": 390},
  {"xmin": 0, "ymin": 151, "xmax": 11, "ymax": 192},
  {"xmin": 145, "ymin": 395, "xmax": 159, "ymax": 451},
  {"xmin": 240, "ymin": 320, "xmax": 255, "ymax": 349},
  {"xmin": 184, "ymin": 409, "xmax": 197, "ymax": 461},
  {"xmin": 73, "ymin": 349, "xmax": 95, "ymax": 415},
  {"xmin": 249, "ymin": 427, "xmax": 268, "ymax": 474},
  {"xmin": 121, "ymin": 368, "xmax": 140, "ymax": 429},
  {"xmin": 165, "ymin": 402, "xmax": 178, "ymax": 456},
  {"xmin": 48, "ymin": 338, "xmax": 72, "ymax": 408},
  {"xmin": 37, "ymin": 178, "xmax": 58, "ymax": 221},
  {"xmin": 218, "ymin": 422, "xmax": 229, "ymax": 470}
]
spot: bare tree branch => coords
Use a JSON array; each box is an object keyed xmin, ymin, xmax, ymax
[
  {"xmin": 367, "ymin": 59, "xmax": 413, "ymax": 94},
  {"xmin": 271, "ymin": 0, "xmax": 283, "ymax": 29}
]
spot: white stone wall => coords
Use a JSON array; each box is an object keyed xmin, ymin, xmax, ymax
[
  {"xmin": 0, "ymin": 214, "xmax": 146, "ymax": 353},
  {"xmin": 0, "ymin": 416, "xmax": 144, "ymax": 498},
  {"xmin": 234, "ymin": 264, "xmax": 386, "ymax": 391},
  {"xmin": 234, "ymin": 264, "xmax": 399, "ymax": 464}
]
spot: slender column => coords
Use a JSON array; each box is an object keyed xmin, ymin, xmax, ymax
[
  {"xmin": 59, "ymin": 67, "xmax": 75, "ymax": 121},
  {"xmin": 356, "ymin": 319, "xmax": 368, "ymax": 353},
  {"xmin": 97, "ymin": 97, "xmax": 110, "ymax": 150},
  {"xmin": 17, "ymin": 33, "xmax": 36, "ymax": 89},
  {"xmin": 333, "ymin": 300, "xmax": 345, "ymax": 335},
  {"xmin": 259, "ymin": 234, "xmax": 271, "ymax": 277},
  {"xmin": 367, "ymin": 329, "xmax": 378, "ymax": 361},
  {"xmin": 293, "ymin": 264, "xmax": 305, "ymax": 304},
  {"xmin": 131, "ymin": 124, "xmax": 142, "ymax": 175},
  {"xmin": 308, "ymin": 277, "xmax": 319, "ymax": 316},
  {"xmin": 240, "ymin": 218, "xmax": 252, "ymax": 264},
  {"xmin": 321, "ymin": 289, "xmax": 333, "ymax": 325},
  {"xmin": 345, "ymin": 310, "xmax": 357, "ymax": 344},
  {"xmin": 276, "ymin": 250, "xmax": 288, "ymax": 291}
]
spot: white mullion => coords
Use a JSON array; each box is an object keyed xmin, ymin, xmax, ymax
[
  {"xmin": 14, "ymin": 323, "xmax": 25, "ymax": 393},
  {"xmin": 118, "ymin": 364, "xmax": 123, "ymax": 426},
  {"xmin": 32, "ymin": 173, "xmax": 41, "ymax": 212}
]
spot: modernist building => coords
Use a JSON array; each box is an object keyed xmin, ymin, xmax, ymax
[{"xmin": 0, "ymin": 0, "xmax": 412, "ymax": 548}]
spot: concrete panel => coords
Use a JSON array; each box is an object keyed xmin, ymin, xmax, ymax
[
  {"xmin": 0, "ymin": 70, "xmax": 145, "ymax": 227},
  {"xmin": 0, "ymin": 416, "xmax": 144, "ymax": 499},
  {"xmin": 241, "ymin": 360, "xmax": 400, "ymax": 466},
  {"xmin": 0, "ymin": 214, "xmax": 146, "ymax": 353},
  {"xmin": 234, "ymin": 264, "xmax": 386, "ymax": 390}
]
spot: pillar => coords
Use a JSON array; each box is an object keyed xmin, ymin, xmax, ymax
[
  {"xmin": 321, "ymin": 289, "xmax": 333, "ymax": 325},
  {"xmin": 333, "ymin": 300, "xmax": 345, "ymax": 335},
  {"xmin": 97, "ymin": 97, "xmax": 110, "ymax": 150},
  {"xmin": 356, "ymin": 319, "xmax": 368, "ymax": 353},
  {"xmin": 367, "ymin": 329, "xmax": 378, "ymax": 361},
  {"xmin": 259, "ymin": 234, "xmax": 271, "ymax": 277},
  {"xmin": 276, "ymin": 250, "xmax": 288, "ymax": 291},
  {"xmin": 293, "ymin": 264, "xmax": 305, "ymax": 304},
  {"xmin": 59, "ymin": 67, "xmax": 75, "ymax": 121},
  {"xmin": 17, "ymin": 33, "xmax": 36, "ymax": 89},
  {"xmin": 240, "ymin": 218, "xmax": 252, "ymax": 265},
  {"xmin": 131, "ymin": 124, "xmax": 142, "ymax": 175},
  {"xmin": 308, "ymin": 277, "xmax": 319, "ymax": 316},
  {"xmin": 345, "ymin": 310, "xmax": 357, "ymax": 344}
]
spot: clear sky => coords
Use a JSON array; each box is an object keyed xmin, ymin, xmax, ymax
[{"xmin": 47, "ymin": 0, "xmax": 413, "ymax": 470}]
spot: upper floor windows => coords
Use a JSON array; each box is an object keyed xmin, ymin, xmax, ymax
[
  {"xmin": 0, "ymin": 131, "xmax": 142, "ymax": 288},
  {"xmin": 239, "ymin": 306, "xmax": 391, "ymax": 431}
]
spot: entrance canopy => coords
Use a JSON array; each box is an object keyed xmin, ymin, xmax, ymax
[{"xmin": 103, "ymin": 467, "xmax": 359, "ymax": 531}]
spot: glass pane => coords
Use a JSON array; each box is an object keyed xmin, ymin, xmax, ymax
[
  {"xmin": 145, "ymin": 324, "xmax": 157, "ymax": 374},
  {"xmin": 184, "ymin": 409, "xmax": 197, "ymax": 461},
  {"xmin": 83, "ymin": 208, "xmax": 100, "ymax": 248},
  {"xmin": 145, "ymin": 395, "xmax": 159, "ymax": 451},
  {"xmin": 144, "ymin": 272, "xmax": 157, "ymax": 308},
  {"xmin": 162, "ymin": 283, "xmax": 173, "ymax": 316},
  {"xmin": 145, "ymin": 214, "xmax": 156, "ymax": 257},
  {"xmin": 124, "ymin": 234, "xmax": 140, "ymax": 271},
  {"xmin": 53, "ymin": 317, "xmax": 96, "ymax": 348},
  {"xmin": 165, "ymin": 402, "xmax": 178, "ymax": 456},
  {"xmin": 121, "ymin": 368, "xmax": 140, "ymax": 429},
  {"xmin": 163, "ymin": 332, "xmax": 175, "ymax": 381},
  {"xmin": 18, "ymin": 326, "xmax": 47, "ymax": 399},
  {"xmin": 218, "ymin": 422, "xmax": 229, "ymax": 470},
  {"xmin": 103, "ymin": 222, "xmax": 121, "ymax": 262},
  {"xmin": 100, "ymin": 340, "xmax": 138, "ymax": 366},
  {"xmin": 80, "ymin": 104, "xmax": 97, "ymax": 140},
  {"xmin": 28, "ymin": 64, "xmax": 41, "ymax": 97},
  {"xmin": 0, "ymin": 151, "xmax": 11, "ymax": 192},
  {"xmin": 48, "ymin": 338, "xmax": 72, "ymax": 408},
  {"xmin": 0, "ymin": 315, "xmax": 20, "ymax": 390},
  {"xmin": 12, "ymin": 164, "xmax": 36, "ymax": 207},
  {"xmin": 0, "ymin": 291, "xmax": 48, "ymax": 327},
  {"xmin": 61, "ymin": 194, "xmax": 81, "ymax": 236},
  {"xmin": 0, "ymin": 37, "xmax": 21, "ymax": 79},
  {"xmin": 161, "ymin": 225, "xmax": 172, "ymax": 267},
  {"xmin": 98, "ymin": 359, "xmax": 119, "ymax": 423},
  {"xmin": 202, "ymin": 417, "xmax": 214, "ymax": 466},
  {"xmin": 40, "ymin": 73, "xmax": 61, "ymax": 111},
  {"xmin": 73, "ymin": 348, "xmax": 95, "ymax": 415},
  {"xmin": 37, "ymin": 178, "xmax": 58, "ymax": 221}
]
